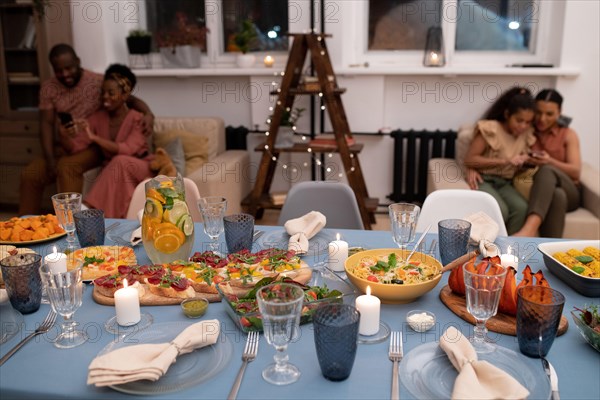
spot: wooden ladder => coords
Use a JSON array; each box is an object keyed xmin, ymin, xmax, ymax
[{"xmin": 245, "ymin": 33, "xmax": 376, "ymax": 229}]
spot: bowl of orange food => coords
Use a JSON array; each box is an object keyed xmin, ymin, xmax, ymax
[{"xmin": 344, "ymin": 248, "xmax": 442, "ymax": 304}]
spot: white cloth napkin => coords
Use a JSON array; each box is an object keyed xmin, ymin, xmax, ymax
[
  {"xmin": 130, "ymin": 209, "xmax": 144, "ymax": 246},
  {"xmin": 284, "ymin": 211, "xmax": 326, "ymax": 254},
  {"xmin": 463, "ymin": 212, "xmax": 500, "ymax": 258},
  {"xmin": 87, "ymin": 320, "xmax": 220, "ymax": 387},
  {"xmin": 440, "ymin": 326, "xmax": 530, "ymax": 400}
]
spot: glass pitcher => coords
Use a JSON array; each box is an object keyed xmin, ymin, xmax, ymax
[{"xmin": 142, "ymin": 174, "xmax": 194, "ymax": 264}]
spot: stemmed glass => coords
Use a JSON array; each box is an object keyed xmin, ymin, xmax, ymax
[
  {"xmin": 39, "ymin": 264, "xmax": 87, "ymax": 348},
  {"xmin": 463, "ymin": 263, "xmax": 507, "ymax": 353},
  {"xmin": 256, "ymin": 283, "xmax": 304, "ymax": 385},
  {"xmin": 389, "ymin": 203, "xmax": 420, "ymax": 249},
  {"xmin": 197, "ymin": 197, "xmax": 227, "ymax": 255},
  {"xmin": 51, "ymin": 192, "xmax": 82, "ymax": 250}
]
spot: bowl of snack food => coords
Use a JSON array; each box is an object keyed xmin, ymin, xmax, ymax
[
  {"xmin": 537, "ymin": 240, "xmax": 600, "ymax": 297},
  {"xmin": 571, "ymin": 305, "xmax": 600, "ymax": 353},
  {"xmin": 344, "ymin": 248, "xmax": 442, "ymax": 304},
  {"xmin": 406, "ymin": 310, "xmax": 436, "ymax": 332},
  {"xmin": 181, "ymin": 298, "xmax": 209, "ymax": 318}
]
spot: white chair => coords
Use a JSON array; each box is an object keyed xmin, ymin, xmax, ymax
[
  {"xmin": 126, "ymin": 178, "xmax": 203, "ymax": 222},
  {"xmin": 415, "ymin": 189, "xmax": 508, "ymax": 236},
  {"xmin": 277, "ymin": 181, "xmax": 364, "ymax": 230}
]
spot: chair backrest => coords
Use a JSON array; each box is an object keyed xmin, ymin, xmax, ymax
[
  {"xmin": 126, "ymin": 178, "xmax": 203, "ymax": 222},
  {"xmin": 277, "ymin": 181, "xmax": 364, "ymax": 230},
  {"xmin": 415, "ymin": 189, "xmax": 508, "ymax": 236}
]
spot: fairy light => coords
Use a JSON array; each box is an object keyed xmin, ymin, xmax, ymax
[
  {"xmin": 272, "ymin": 156, "xmax": 277, "ymax": 161},
  {"xmin": 318, "ymin": 92, "xmax": 323, "ymax": 97},
  {"xmin": 321, "ymin": 105, "xmax": 326, "ymax": 110},
  {"xmin": 328, "ymin": 153, "xmax": 333, "ymax": 158}
]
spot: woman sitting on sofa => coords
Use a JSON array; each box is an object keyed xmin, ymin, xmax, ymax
[
  {"xmin": 463, "ymin": 87, "xmax": 536, "ymax": 235},
  {"xmin": 70, "ymin": 64, "xmax": 153, "ymax": 218},
  {"xmin": 513, "ymin": 89, "xmax": 582, "ymax": 237}
]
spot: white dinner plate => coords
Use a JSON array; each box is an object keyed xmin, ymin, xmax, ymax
[
  {"xmin": 399, "ymin": 342, "xmax": 551, "ymax": 399},
  {"xmin": 96, "ymin": 321, "xmax": 233, "ymax": 395}
]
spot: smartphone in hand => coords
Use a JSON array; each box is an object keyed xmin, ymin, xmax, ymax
[
  {"xmin": 57, "ymin": 112, "xmax": 74, "ymax": 127},
  {"xmin": 529, "ymin": 151, "xmax": 544, "ymax": 158}
]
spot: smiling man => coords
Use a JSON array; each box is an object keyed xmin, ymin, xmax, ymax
[{"xmin": 19, "ymin": 44, "xmax": 154, "ymax": 215}]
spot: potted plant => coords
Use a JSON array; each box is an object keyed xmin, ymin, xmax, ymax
[
  {"xmin": 156, "ymin": 12, "xmax": 209, "ymax": 68},
  {"xmin": 270, "ymin": 107, "xmax": 305, "ymax": 148},
  {"xmin": 233, "ymin": 19, "xmax": 258, "ymax": 68},
  {"xmin": 126, "ymin": 29, "xmax": 152, "ymax": 55}
]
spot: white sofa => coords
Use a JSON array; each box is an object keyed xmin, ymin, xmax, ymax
[
  {"xmin": 426, "ymin": 125, "xmax": 600, "ymax": 239},
  {"xmin": 83, "ymin": 117, "xmax": 251, "ymax": 215}
]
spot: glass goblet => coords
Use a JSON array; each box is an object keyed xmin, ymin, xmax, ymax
[
  {"xmin": 257, "ymin": 283, "xmax": 304, "ymax": 385},
  {"xmin": 197, "ymin": 197, "xmax": 227, "ymax": 255},
  {"xmin": 463, "ymin": 262, "xmax": 507, "ymax": 353},
  {"xmin": 389, "ymin": 203, "xmax": 420, "ymax": 249},
  {"xmin": 51, "ymin": 192, "xmax": 82, "ymax": 250},
  {"xmin": 39, "ymin": 263, "xmax": 87, "ymax": 349}
]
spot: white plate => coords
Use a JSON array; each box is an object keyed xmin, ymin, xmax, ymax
[
  {"xmin": 0, "ymin": 303, "xmax": 24, "ymax": 344},
  {"xmin": 97, "ymin": 321, "xmax": 233, "ymax": 395},
  {"xmin": 399, "ymin": 342, "xmax": 551, "ymax": 399}
]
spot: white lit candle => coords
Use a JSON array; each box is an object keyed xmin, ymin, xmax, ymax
[
  {"xmin": 500, "ymin": 246, "xmax": 519, "ymax": 271},
  {"xmin": 355, "ymin": 286, "xmax": 380, "ymax": 336},
  {"xmin": 328, "ymin": 233, "xmax": 349, "ymax": 272},
  {"xmin": 114, "ymin": 279, "xmax": 141, "ymax": 326},
  {"xmin": 264, "ymin": 55, "xmax": 274, "ymax": 67},
  {"xmin": 44, "ymin": 246, "xmax": 67, "ymax": 274}
]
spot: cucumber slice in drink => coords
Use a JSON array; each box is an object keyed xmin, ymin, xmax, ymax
[
  {"xmin": 177, "ymin": 214, "xmax": 194, "ymax": 236},
  {"xmin": 167, "ymin": 200, "xmax": 189, "ymax": 225}
]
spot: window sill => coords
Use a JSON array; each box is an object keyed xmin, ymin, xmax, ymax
[{"xmin": 132, "ymin": 67, "xmax": 285, "ymax": 77}]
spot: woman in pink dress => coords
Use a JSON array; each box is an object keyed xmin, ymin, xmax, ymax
[{"xmin": 71, "ymin": 64, "xmax": 153, "ymax": 218}]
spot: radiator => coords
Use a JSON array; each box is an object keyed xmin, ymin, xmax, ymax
[{"xmin": 388, "ymin": 129, "xmax": 457, "ymax": 204}]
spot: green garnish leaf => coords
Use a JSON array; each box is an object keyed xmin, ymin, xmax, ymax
[
  {"xmin": 575, "ymin": 255, "xmax": 594, "ymax": 264},
  {"xmin": 83, "ymin": 256, "xmax": 105, "ymax": 267}
]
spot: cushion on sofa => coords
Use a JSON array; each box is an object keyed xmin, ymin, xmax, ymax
[
  {"xmin": 154, "ymin": 129, "xmax": 209, "ymax": 175},
  {"xmin": 162, "ymin": 136, "xmax": 186, "ymax": 176}
]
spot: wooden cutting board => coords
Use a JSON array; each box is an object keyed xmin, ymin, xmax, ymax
[
  {"xmin": 439, "ymin": 285, "xmax": 568, "ymax": 337},
  {"xmin": 93, "ymin": 285, "xmax": 221, "ymax": 306}
]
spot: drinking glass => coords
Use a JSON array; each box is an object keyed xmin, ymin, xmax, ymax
[
  {"xmin": 197, "ymin": 197, "xmax": 227, "ymax": 255},
  {"xmin": 51, "ymin": 192, "xmax": 82, "ymax": 250},
  {"xmin": 463, "ymin": 263, "xmax": 507, "ymax": 353},
  {"xmin": 256, "ymin": 283, "xmax": 304, "ymax": 385},
  {"xmin": 389, "ymin": 203, "xmax": 420, "ymax": 249},
  {"xmin": 39, "ymin": 263, "xmax": 87, "ymax": 349}
]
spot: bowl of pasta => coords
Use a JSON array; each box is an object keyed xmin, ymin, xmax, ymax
[
  {"xmin": 344, "ymin": 248, "xmax": 442, "ymax": 304},
  {"xmin": 537, "ymin": 240, "xmax": 600, "ymax": 297}
]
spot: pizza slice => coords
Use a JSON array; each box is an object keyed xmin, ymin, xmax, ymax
[{"xmin": 69, "ymin": 245, "xmax": 137, "ymax": 281}]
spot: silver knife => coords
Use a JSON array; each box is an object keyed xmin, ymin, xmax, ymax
[
  {"xmin": 405, "ymin": 224, "xmax": 432, "ymax": 264},
  {"xmin": 542, "ymin": 358, "xmax": 560, "ymax": 400}
]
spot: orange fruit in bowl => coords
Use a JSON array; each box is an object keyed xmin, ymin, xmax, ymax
[{"xmin": 153, "ymin": 233, "xmax": 182, "ymax": 254}]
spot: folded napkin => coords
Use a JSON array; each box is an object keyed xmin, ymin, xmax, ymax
[
  {"xmin": 87, "ymin": 319, "xmax": 220, "ymax": 387},
  {"xmin": 129, "ymin": 209, "xmax": 144, "ymax": 246},
  {"xmin": 440, "ymin": 326, "xmax": 529, "ymax": 400},
  {"xmin": 463, "ymin": 212, "xmax": 500, "ymax": 258},
  {"xmin": 284, "ymin": 211, "xmax": 326, "ymax": 254}
]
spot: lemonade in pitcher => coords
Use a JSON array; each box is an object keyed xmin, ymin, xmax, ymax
[{"xmin": 142, "ymin": 175, "xmax": 194, "ymax": 264}]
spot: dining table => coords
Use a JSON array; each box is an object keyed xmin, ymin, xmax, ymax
[{"xmin": 1, "ymin": 218, "xmax": 599, "ymax": 400}]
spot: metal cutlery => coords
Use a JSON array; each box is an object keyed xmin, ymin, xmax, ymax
[
  {"xmin": 405, "ymin": 224, "xmax": 432, "ymax": 264},
  {"xmin": 389, "ymin": 330, "xmax": 403, "ymax": 400},
  {"xmin": 104, "ymin": 221, "xmax": 120, "ymax": 234},
  {"xmin": 542, "ymin": 357, "xmax": 560, "ymax": 400},
  {"xmin": 228, "ymin": 330, "xmax": 259, "ymax": 400},
  {"xmin": 253, "ymin": 230, "xmax": 264, "ymax": 242},
  {"xmin": 0, "ymin": 309, "xmax": 57, "ymax": 366}
]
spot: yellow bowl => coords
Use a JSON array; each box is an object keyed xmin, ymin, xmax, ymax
[{"xmin": 344, "ymin": 248, "xmax": 442, "ymax": 304}]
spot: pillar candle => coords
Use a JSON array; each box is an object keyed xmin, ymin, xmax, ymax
[
  {"xmin": 44, "ymin": 246, "xmax": 67, "ymax": 274},
  {"xmin": 355, "ymin": 286, "xmax": 380, "ymax": 335},
  {"xmin": 328, "ymin": 233, "xmax": 348, "ymax": 272},
  {"xmin": 264, "ymin": 55, "xmax": 274, "ymax": 67},
  {"xmin": 114, "ymin": 279, "xmax": 141, "ymax": 326},
  {"xmin": 500, "ymin": 246, "xmax": 519, "ymax": 271}
]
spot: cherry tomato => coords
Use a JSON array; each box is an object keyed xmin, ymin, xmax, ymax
[
  {"xmin": 240, "ymin": 317, "xmax": 252, "ymax": 327},
  {"xmin": 367, "ymin": 275, "xmax": 379, "ymax": 282}
]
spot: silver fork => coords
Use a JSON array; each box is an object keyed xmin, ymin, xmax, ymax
[
  {"xmin": 227, "ymin": 330, "xmax": 259, "ymax": 400},
  {"xmin": 0, "ymin": 309, "xmax": 57, "ymax": 366},
  {"xmin": 389, "ymin": 331, "xmax": 403, "ymax": 400}
]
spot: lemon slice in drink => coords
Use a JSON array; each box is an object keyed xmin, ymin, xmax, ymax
[
  {"xmin": 166, "ymin": 200, "xmax": 189, "ymax": 224},
  {"xmin": 176, "ymin": 214, "xmax": 194, "ymax": 236},
  {"xmin": 145, "ymin": 198, "xmax": 164, "ymax": 220}
]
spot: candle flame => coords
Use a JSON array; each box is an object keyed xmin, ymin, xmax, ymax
[
  {"xmin": 52, "ymin": 246, "xmax": 57, "ymax": 255},
  {"xmin": 507, "ymin": 245, "xmax": 512, "ymax": 255},
  {"xmin": 336, "ymin": 233, "xmax": 341, "ymax": 241},
  {"xmin": 123, "ymin": 279, "xmax": 128, "ymax": 288},
  {"xmin": 366, "ymin": 286, "xmax": 371, "ymax": 296}
]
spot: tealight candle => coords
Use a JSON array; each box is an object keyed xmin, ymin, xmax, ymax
[
  {"xmin": 328, "ymin": 233, "xmax": 348, "ymax": 272},
  {"xmin": 500, "ymin": 246, "xmax": 519, "ymax": 271},
  {"xmin": 264, "ymin": 55, "xmax": 274, "ymax": 67},
  {"xmin": 44, "ymin": 246, "xmax": 67, "ymax": 274},
  {"xmin": 355, "ymin": 286, "xmax": 380, "ymax": 335},
  {"xmin": 114, "ymin": 279, "xmax": 141, "ymax": 326}
]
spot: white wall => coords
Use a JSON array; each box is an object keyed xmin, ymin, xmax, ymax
[{"xmin": 70, "ymin": 0, "xmax": 599, "ymax": 204}]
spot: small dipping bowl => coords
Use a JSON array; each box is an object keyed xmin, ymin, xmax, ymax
[
  {"xmin": 406, "ymin": 310, "xmax": 435, "ymax": 332},
  {"xmin": 181, "ymin": 298, "xmax": 209, "ymax": 319}
]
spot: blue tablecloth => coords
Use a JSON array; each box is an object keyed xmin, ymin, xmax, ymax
[{"xmin": 1, "ymin": 219, "xmax": 599, "ymax": 399}]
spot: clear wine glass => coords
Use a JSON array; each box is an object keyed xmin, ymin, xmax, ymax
[
  {"xmin": 257, "ymin": 283, "xmax": 304, "ymax": 385},
  {"xmin": 463, "ymin": 262, "xmax": 507, "ymax": 353},
  {"xmin": 197, "ymin": 197, "xmax": 227, "ymax": 255},
  {"xmin": 389, "ymin": 203, "xmax": 420, "ymax": 249},
  {"xmin": 39, "ymin": 263, "xmax": 87, "ymax": 349},
  {"xmin": 51, "ymin": 192, "xmax": 82, "ymax": 250}
]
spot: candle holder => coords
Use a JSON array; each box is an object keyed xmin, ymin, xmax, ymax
[
  {"xmin": 423, "ymin": 26, "xmax": 445, "ymax": 67},
  {"xmin": 104, "ymin": 313, "xmax": 153, "ymax": 334},
  {"xmin": 357, "ymin": 321, "xmax": 391, "ymax": 344}
]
